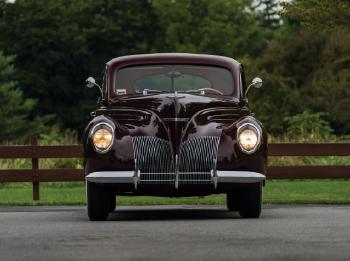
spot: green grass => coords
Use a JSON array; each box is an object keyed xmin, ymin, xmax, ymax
[{"xmin": 0, "ymin": 179, "xmax": 350, "ymax": 205}]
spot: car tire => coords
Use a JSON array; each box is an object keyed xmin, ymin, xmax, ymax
[
  {"xmin": 87, "ymin": 181, "xmax": 110, "ymax": 221},
  {"xmin": 238, "ymin": 182, "xmax": 262, "ymax": 218},
  {"xmin": 226, "ymin": 191, "xmax": 239, "ymax": 211},
  {"xmin": 109, "ymin": 193, "xmax": 116, "ymax": 212}
]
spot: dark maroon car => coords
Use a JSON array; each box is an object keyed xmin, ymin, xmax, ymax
[{"xmin": 83, "ymin": 53, "xmax": 267, "ymax": 221}]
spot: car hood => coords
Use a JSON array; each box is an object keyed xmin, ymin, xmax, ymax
[
  {"xmin": 101, "ymin": 94, "xmax": 249, "ymax": 153},
  {"xmin": 109, "ymin": 93, "xmax": 240, "ymax": 118}
]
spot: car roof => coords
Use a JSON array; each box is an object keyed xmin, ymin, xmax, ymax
[{"xmin": 106, "ymin": 53, "xmax": 241, "ymax": 69}]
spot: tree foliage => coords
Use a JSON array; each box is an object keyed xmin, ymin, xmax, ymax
[
  {"xmin": 0, "ymin": 52, "xmax": 36, "ymax": 142},
  {"xmin": 0, "ymin": 0, "xmax": 158, "ymax": 131},
  {"xmin": 152, "ymin": 0, "xmax": 267, "ymax": 57},
  {"xmin": 282, "ymin": 0, "xmax": 350, "ymax": 31},
  {"xmin": 246, "ymin": 0, "xmax": 350, "ymax": 134},
  {"xmin": 284, "ymin": 111, "xmax": 333, "ymax": 141},
  {"xmin": 0, "ymin": 0, "xmax": 349, "ymax": 138},
  {"xmin": 253, "ymin": 0, "xmax": 281, "ymax": 29}
]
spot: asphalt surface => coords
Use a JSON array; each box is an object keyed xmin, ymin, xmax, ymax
[{"xmin": 0, "ymin": 205, "xmax": 349, "ymax": 261}]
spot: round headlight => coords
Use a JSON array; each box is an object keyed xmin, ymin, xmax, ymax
[
  {"xmin": 237, "ymin": 123, "xmax": 261, "ymax": 154},
  {"xmin": 91, "ymin": 123, "xmax": 114, "ymax": 152}
]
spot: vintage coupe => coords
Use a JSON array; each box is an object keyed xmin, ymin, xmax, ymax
[{"xmin": 83, "ymin": 53, "xmax": 267, "ymax": 221}]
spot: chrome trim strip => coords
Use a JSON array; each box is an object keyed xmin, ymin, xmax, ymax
[
  {"xmin": 175, "ymin": 155, "xmax": 179, "ymax": 189},
  {"xmin": 86, "ymin": 171, "xmax": 134, "ymax": 183},
  {"xmin": 85, "ymin": 171, "xmax": 265, "ymax": 184},
  {"xmin": 96, "ymin": 108, "xmax": 152, "ymax": 115},
  {"xmin": 216, "ymin": 171, "xmax": 265, "ymax": 183},
  {"xmin": 163, "ymin": 118, "xmax": 190, "ymax": 122}
]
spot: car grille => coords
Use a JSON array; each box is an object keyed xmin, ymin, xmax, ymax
[
  {"xmin": 132, "ymin": 136, "xmax": 175, "ymax": 174},
  {"xmin": 131, "ymin": 136, "xmax": 220, "ymax": 185}
]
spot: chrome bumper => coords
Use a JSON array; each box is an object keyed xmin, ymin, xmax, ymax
[{"xmin": 86, "ymin": 171, "xmax": 265, "ymax": 188}]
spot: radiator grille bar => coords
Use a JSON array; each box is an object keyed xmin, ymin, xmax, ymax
[
  {"xmin": 132, "ymin": 136, "xmax": 174, "ymax": 174},
  {"xmin": 178, "ymin": 136, "xmax": 220, "ymax": 173},
  {"xmin": 131, "ymin": 136, "xmax": 220, "ymax": 185}
]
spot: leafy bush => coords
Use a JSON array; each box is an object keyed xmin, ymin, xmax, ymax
[
  {"xmin": 0, "ymin": 126, "xmax": 82, "ymax": 171},
  {"xmin": 39, "ymin": 126, "xmax": 82, "ymax": 169},
  {"xmin": 269, "ymin": 111, "xmax": 350, "ymax": 167},
  {"xmin": 284, "ymin": 111, "xmax": 333, "ymax": 142}
]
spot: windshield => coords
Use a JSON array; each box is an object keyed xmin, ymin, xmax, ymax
[{"xmin": 114, "ymin": 65, "xmax": 235, "ymax": 96}]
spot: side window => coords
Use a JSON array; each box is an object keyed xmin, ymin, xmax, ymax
[
  {"xmin": 239, "ymin": 73, "xmax": 243, "ymax": 97},
  {"xmin": 240, "ymin": 66, "xmax": 247, "ymax": 98},
  {"xmin": 104, "ymin": 70, "xmax": 107, "ymax": 90},
  {"xmin": 101, "ymin": 68, "xmax": 107, "ymax": 95}
]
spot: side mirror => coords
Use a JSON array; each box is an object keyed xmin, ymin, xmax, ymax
[
  {"xmin": 85, "ymin": 76, "xmax": 104, "ymax": 99},
  {"xmin": 245, "ymin": 77, "xmax": 263, "ymax": 97},
  {"xmin": 86, "ymin": 77, "xmax": 96, "ymax": 88},
  {"xmin": 251, "ymin": 77, "xmax": 263, "ymax": 89}
]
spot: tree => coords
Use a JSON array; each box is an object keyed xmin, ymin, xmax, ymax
[
  {"xmin": 253, "ymin": 0, "xmax": 281, "ymax": 29},
  {"xmin": 242, "ymin": 27, "xmax": 326, "ymax": 133},
  {"xmin": 0, "ymin": 0, "xmax": 273, "ymax": 133},
  {"xmin": 247, "ymin": 0, "xmax": 350, "ymax": 135},
  {"xmin": 282, "ymin": 0, "xmax": 350, "ymax": 134},
  {"xmin": 152, "ymin": 0, "xmax": 267, "ymax": 57},
  {"xmin": 305, "ymin": 32, "xmax": 350, "ymax": 133},
  {"xmin": 0, "ymin": 0, "xmax": 158, "ymax": 131},
  {"xmin": 0, "ymin": 52, "xmax": 36, "ymax": 142},
  {"xmin": 282, "ymin": 0, "xmax": 350, "ymax": 31}
]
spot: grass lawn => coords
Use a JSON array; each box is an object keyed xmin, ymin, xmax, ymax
[{"xmin": 0, "ymin": 180, "xmax": 349, "ymax": 206}]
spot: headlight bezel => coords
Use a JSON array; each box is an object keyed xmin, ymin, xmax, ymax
[
  {"xmin": 90, "ymin": 122, "xmax": 115, "ymax": 153},
  {"xmin": 236, "ymin": 122, "xmax": 261, "ymax": 154}
]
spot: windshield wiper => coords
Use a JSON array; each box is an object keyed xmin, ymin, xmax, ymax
[
  {"xmin": 183, "ymin": 88, "xmax": 224, "ymax": 95},
  {"xmin": 139, "ymin": 89, "xmax": 167, "ymax": 95},
  {"xmin": 184, "ymin": 89, "xmax": 206, "ymax": 95}
]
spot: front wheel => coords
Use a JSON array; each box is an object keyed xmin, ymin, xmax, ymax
[
  {"xmin": 87, "ymin": 181, "xmax": 110, "ymax": 221},
  {"xmin": 226, "ymin": 191, "xmax": 239, "ymax": 211},
  {"xmin": 109, "ymin": 193, "xmax": 116, "ymax": 212},
  {"xmin": 238, "ymin": 182, "xmax": 262, "ymax": 218}
]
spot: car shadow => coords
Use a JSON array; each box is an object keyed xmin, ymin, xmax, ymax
[{"xmin": 107, "ymin": 207, "xmax": 241, "ymax": 221}]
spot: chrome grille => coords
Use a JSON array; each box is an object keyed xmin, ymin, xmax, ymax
[
  {"xmin": 131, "ymin": 136, "xmax": 220, "ymax": 185},
  {"xmin": 178, "ymin": 136, "xmax": 220, "ymax": 183},
  {"xmin": 132, "ymin": 136, "xmax": 175, "ymax": 173},
  {"xmin": 138, "ymin": 173, "xmax": 175, "ymax": 183},
  {"xmin": 178, "ymin": 136, "xmax": 220, "ymax": 172},
  {"xmin": 132, "ymin": 137, "xmax": 175, "ymax": 183}
]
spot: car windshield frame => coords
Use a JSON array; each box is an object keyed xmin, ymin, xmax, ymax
[{"xmin": 113, "ymin": 64, "xmax": 237, "ymax": 98}]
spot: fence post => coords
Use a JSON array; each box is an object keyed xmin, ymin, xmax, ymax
[{"xmin": 31, "ymin": 137, "xmax": 40, "ymax": 201}]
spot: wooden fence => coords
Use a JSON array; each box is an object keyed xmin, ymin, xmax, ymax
[{"xmin": 0, "ymin": 138, "xmax": 349, "ymax": 200}]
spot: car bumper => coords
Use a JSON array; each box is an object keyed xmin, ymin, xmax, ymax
[{"xmin": 85, "ymin": 171, "xmax": 265, "ymax": 185}]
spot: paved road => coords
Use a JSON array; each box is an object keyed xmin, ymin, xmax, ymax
[{"xmin": 0, "ymin": 205, "xmax": 349, "ymax": 261}]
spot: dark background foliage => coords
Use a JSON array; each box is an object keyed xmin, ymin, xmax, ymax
[{"xmin": 0, "ymin": 0, "xmax": 349, "ymax": 141}]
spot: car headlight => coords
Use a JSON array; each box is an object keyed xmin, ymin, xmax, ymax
[
  {"xmin": 237, "ymin": 123, "xmax": 261, "ymax": 154},
  {"xmin": 91, "ymin": 123, "xmax": 114, "ymax": 153}
]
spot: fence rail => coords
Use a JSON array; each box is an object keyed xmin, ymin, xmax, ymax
[
  {"xmin": 267, "ymin": 143, "xmax": 350, "ymax": 179},
  {"xmin": 0, "ymin": 138, "xmax": 349, "ymax": 200}
]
